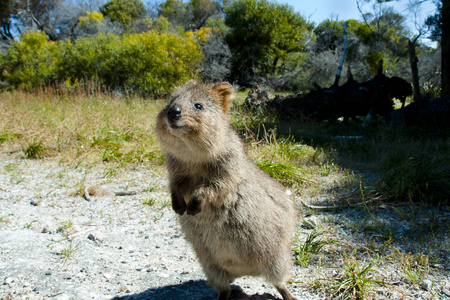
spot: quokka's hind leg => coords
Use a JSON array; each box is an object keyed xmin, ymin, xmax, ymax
[
  {"xmin": 274, "ymin": 283, "xmax": 297, "ymax": 300},
  {"xmin": 264, "ymin": 251, "xmax": 297, "ymax": 300},
  {"xmin": 202, "ymin": 264, "xmax": 231, "ymax": 300}
]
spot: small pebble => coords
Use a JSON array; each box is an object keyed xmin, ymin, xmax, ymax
[
  {"xmin": 30, "ymin": 199, "xmax": 40, "ymax": 206},
  {"xmin": 420, "ymin": 279, "xmax": 433, "ymax": 291},
  {"xmin": 442, "ymin": 288, "xmax": 450, "ymax": 297},
  {"xmin": 41, "ymin": 226, "xmax": 53, "ymax": 234},
  {"xmin": 88, "ymin": 233, "xmax": 103, "ymax": 242}
]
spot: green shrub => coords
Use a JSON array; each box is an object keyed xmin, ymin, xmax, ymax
[
  {"xmin": 1, "ymin": 31, "xmax": 62, "ymax": 89},
  {"xmin": 60, "ymin": 31, "xmax": 203, "ymax": 95},
  {"xmin": 378, "ymin": 155, "xmax": 450, "ymax": 203},
  {"xmin": 1, "ymin": 30, "xmax": 203, "ymax": 96}
]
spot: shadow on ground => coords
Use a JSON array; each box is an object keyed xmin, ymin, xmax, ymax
[{"xmin": 111, "ymin": 280, "xmax": 282, "ymax": 300}]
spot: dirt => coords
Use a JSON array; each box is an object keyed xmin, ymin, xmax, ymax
[{"xmin": 1, "ymin": 156, "xmax": 449, "ymax": 300}]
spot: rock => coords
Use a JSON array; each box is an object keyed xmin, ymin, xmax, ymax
[
  {"xmin": 4, "ymin": 277, "xmax": 14, "ymax": 285},
  {"xmin": 42, "ymin": 225, "xmax": 56, "ymax": 234},
  {"xmin": 442, "ymin": 288, "xmax": 450, "ymax": 297},
  {"xmin": 30, "ymin": 199, "xmax": 41, "ymax": 206},
  {"xmin": 420, "ymin": 279, "xmax": 433, "ymax": 291},
  {"xmin": 87, "ymin": 233, "xmax": 103, "ymax": 242}
]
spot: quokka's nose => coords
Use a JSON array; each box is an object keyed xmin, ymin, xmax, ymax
[{"xmin": 167, "ymin": 106, "xmax": 182, "ymax": 122}]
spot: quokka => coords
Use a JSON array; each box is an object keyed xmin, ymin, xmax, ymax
[{"xmin": 156, "ymin": 80, "xmax": 298, "ymax": 300}]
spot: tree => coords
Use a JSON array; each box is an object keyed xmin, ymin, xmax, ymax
[
  {"xmin": 425, "ymin": 0, "xmax": 442, "ymax": 42},
  {"xmin": 101, "ymin": 0, "xmax": 146, "ymax": 28},
  {"xmin": 424, "ymin": 0, "xmax": 448, "ymax": 97},
  {"xmin": 158, "ymin": 0, "xmax": 223, "ymax": 31},
  {"xmin": 189, "ymin": 0, "xmax": 222, "ymax": 30},
  {"xmin": 224, "ymin": 0, "xmax": 308, "ymax": 85},
  {"xmin": 357, "ymin": 0, "xmax": 431, "ymax": 103},
  {"xmin": 356, "ymin": 1, "xmax": 410, "ymax": 73},
  {"xmin": 442, "ymin": 0, "xmax": 449, "ymax": 96},
  {"xmin": 0, "ymin": 0, "xmax": 14, "ymax": 42},
  {"xmin": 199, "ymin": 19, "xmax": 232, "ymax": 82},
  {"xmin": 10, "ymin": 0, "xmax": 90, "ymax": 41},
  {"xmin": 158, "ymin": 0, "xmax": 186, "ymax": 27}
]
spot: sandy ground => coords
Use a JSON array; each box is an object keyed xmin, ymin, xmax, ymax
[{"xmin": 1, "ymin": 157, "xmax": 449, "ymax": 300}]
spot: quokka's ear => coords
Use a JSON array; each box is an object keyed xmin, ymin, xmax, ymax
[{"xmin": 213, "ymin": 82, "xmax": 234, "ymax": 114}]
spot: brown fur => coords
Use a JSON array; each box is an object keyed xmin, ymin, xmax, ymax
[{"xmin": 156, "ymin": 80, "xmax": 298, "ymax": 300}]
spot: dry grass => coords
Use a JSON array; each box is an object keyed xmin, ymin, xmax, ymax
[
  {"xmin": 0, "ymin": 90, "xmax": 165, "ymax": 166},
  {"xmin": 1, "ymin": 89, "xmax": 449, "ymax": 299}
]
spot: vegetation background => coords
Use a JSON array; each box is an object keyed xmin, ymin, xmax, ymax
[{"xmin": 0, "ymin": 0, "xmax": 449, "ymax": 299}]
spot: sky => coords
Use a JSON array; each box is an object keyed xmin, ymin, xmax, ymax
[
  {"xmin": 280, "ymin": 0, "xmax": 438, "ymax": 37},
  {"xmin": 280, "ymin": 0, "xmax": 437, "ymax": 23},
  {"xmin": 278, "ymin": 0, "xmax": 439, "ymax": 46}
]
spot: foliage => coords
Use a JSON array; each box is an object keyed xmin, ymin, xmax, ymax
[
  {"xmin": 293, "ymin": 230, "xmax": 337, "ymax": 266},
  {"xmin": 11, "ymin": 0, "xmax": 86, "ymax": 41},
  {"xmin": 151, "ymin": 16, "xmax": 172, "ymax": 33},
  {"xmin": 224, "ymin": 0, "xmax": 308, "ymax": 85},
  {"xmin": 378, "ymin": 154, "xmax": 450, "ymax": 203},
  {"xmin": 197, "ymin": 21, "xmax": 232, "ymax": 82},
  {"xmin": 79, "ymin": 11, "xmax": 104, "ymax": 27},
  {"xmin": 0, "ymin": 31, "xmax": 61, "ymax": 89},
  {"xmin": 400, "ymin": 252, "xmax": 430, "ymax": 283},
  {"xmin": 0, "ymin": 90, "xmax": 165, "ymax": 165},
  {"xmin": 100, "ymin": 0, "xmax": 146, "ymax": 27},
  {"xmin": 158, "ymin": 0, "xmax": 186, "ymax": 27},
  {"xmin": 1, "ymin": 30, "xmax": 203, "ymax": 96},
  {"xmin": 425, "ymin": 0, "xmax": 442, "ymax": 42},
  {"xmin": 25, "ymin": 141, "xmax": 45, "ymax": 159},
  {"xmin": 0, "ymin": 0, "xmax": 13, "ymax": 41},
  {"xmin": 329, "ymin": 251, "xmax": 386, "ymax": 299},
  {"xmin": 313, "ymin": 17, "xmax": 409, "ymax": 78},
  {"xmin": 158, "ymin": 0, "xmax": 223, "ymax": 30},
  {"xmin": 0, "ymin": 0, "xmax": 441, "ymax": 93}
]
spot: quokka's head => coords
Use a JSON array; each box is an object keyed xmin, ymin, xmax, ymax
[{"xmin": 156, "ymin": 80, "xmax": 234, "ymax": 161}]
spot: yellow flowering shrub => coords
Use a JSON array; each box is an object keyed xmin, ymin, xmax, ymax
[{"xmin": 1, "ymin": 30, "xmax": 204, "ymax": 96}]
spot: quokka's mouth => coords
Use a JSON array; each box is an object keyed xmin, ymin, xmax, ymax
[{"xmin": 167, "ymin": 117, "xmax": 184, "ymax": 130}]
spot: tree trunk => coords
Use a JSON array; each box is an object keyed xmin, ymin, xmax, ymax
[
  {"xmin": 333, "ymin": 21, "xmax": 349, "ymax": 87},
  {"xmin": 408, "ymin": 39, "xmax": 422, "ymax": 102},
  {"xmin": 271, "ymin": 57, "xmax": 279, "ymax": 75},
  {"xmin": 442, "ymin": 0, "xmax": 450, "ymax": 96}
]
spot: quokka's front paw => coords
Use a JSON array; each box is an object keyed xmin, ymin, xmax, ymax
[
  {"xmin": 171, "ymin": 190, "xmax": 186, "ymax": 215},
  {"xmin": 187, "ymin": 195, "xmax": 202, "ymax": 215}
]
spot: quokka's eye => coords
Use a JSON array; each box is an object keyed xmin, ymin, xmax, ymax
[{"xmin": 194, "ymin": 103, "xmax": 203, "ymax": 110}]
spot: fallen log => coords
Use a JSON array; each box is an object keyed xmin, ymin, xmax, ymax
[
  {"xmin": 390, "ymin": 95, "xmax": 450, "ymax": 127},
  {"xmin": 264, "ymin": 74, "xmax": 413, "ymax": 123}
]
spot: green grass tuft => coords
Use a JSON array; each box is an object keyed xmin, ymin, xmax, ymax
[
  {"xmin": 293, "ymin": 230, "xmax": 338, "ymax": 266},
  {"xmin": 329, "ymin": 251, "xmax": 387, "ymax": 299}
]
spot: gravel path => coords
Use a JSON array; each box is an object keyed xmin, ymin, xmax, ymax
[
  {"xmin": 0, "ymin": 157, "xmax": 318, "ymax": 300},
  {"xmin": 1, "ymin": 157, "xmax": 449, "ymax": 300}
]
